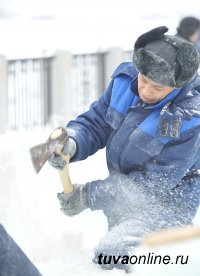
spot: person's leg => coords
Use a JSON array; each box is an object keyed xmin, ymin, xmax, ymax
[{"xmin": 0, "ymin": 224, "xmax": 42, "ymax": 276}]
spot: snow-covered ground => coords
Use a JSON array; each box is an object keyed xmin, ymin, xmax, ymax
[{"xmin": 0, "ymin": 129, "xmax": 200, "ymax": 275}]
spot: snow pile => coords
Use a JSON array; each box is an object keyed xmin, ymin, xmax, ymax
[
  {"xmin": 0, "ymin": 129, "xmax": 200, "ymax": 275},
  {"xmin": 0, "ymin": 130, "xmax": 120, "ymax": 275}
]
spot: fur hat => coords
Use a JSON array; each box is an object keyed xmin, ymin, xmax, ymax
[{"xmin": 133, "ymin": 26, "xmax": 200, "ymax": 87}]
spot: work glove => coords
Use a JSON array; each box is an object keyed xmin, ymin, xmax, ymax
[
  {"xmin": 93, "ymin": 246, "xmax": 132, "ymax": 273},
  {"xmin": 57, "ymin": 184, "xmax": 88, "ymax": 216},
  {"xmin": 48, "ymin": 136, "xmax": 77, "ymax": 170}
]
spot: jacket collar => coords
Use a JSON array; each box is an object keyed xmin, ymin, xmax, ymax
[{"xmin": 158, "ymin": 75, "xmax": 200, "ymax": 138}]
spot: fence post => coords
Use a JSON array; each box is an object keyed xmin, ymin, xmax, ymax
[
  {"xmin": 104, "ymin": 47, "xmax": 123, "ymax": 88},
  {"xmin": 0, "ymin": 55, "xmax": 8, "ymax": 133},
  {"xmin": 51, "ymin": 50, "xmax": 73, "ymax": 126}
]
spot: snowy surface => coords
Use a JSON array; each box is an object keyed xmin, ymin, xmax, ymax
[{"xmin": 0, "ymin": 129, "xmax": 200, "ymax": 275}]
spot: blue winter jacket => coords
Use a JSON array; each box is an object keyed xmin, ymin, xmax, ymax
[{"xmin": 67, "ymin": 62, "xmax": 200, "ymax": 227}]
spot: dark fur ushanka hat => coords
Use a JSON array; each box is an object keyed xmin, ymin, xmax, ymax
[{"xmin": 133, "ymin": 26, "xmax": 200, "ymax": 87}]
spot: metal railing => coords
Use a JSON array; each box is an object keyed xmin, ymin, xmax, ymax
[
  {"xmin": 7, "ymin": 50, "xmax": 132, "ymax": 130},
  {"xmin": 8, "ymin": 57, "xmax": 52, "ymax": 130},
  {"xmin": 72, "ymin": 53, "xmax": 105, "ymax": 116}
]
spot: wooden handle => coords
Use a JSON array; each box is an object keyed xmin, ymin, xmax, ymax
[
  {"xmin": 50, "ymin": 128, "xmax": 73, "ymax": 194},
  {"xmin": 142, "ymin": 226, "xmax": 200, "ymax": 247},
  {"xmin": 55, "ymin": 150, "xmax": 73, "ymax": 194},
  {"xmin": 58, "ymin": 153, "xmax": 73, "ymax": 194}
]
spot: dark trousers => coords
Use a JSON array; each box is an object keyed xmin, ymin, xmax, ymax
[{"xmin": 0, "ymin": 224, "xmax": 42, "ymax": 276}]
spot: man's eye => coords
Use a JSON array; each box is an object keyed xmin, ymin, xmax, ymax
[{"xmin": 155, "ymin": 87, "xmax": 163, "ymax": 91}]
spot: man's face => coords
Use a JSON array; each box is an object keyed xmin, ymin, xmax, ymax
[{"xmin": 137, "ymin": 73, "xmax": 174, "ymax": 104}]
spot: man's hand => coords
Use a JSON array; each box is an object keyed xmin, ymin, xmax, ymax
[
  {"xmin": 57, "ymin": 184, "xmax": 88, "ymax": 216},
  {"xmin": 48, "ymin": 137, "xmax": 77, "ymax": 170}
]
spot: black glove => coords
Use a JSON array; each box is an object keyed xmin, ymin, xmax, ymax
[
  {"xmin": 57, "ymin": 184, "xmax": 88, "ymax": 217},
  {"xmin": 48, "ymin": 137, "xmax": 77, "ymax": 170}
]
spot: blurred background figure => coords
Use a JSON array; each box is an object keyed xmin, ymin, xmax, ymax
[{"xmin": 177, "ymin": 16, "xmax": 200, "ymax": 52}]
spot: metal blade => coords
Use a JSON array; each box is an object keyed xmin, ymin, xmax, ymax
[
  {"xmin": 29, "ymin": 127, "xmax": 69, "ymax": 174},
  {"xmin": 29, "ymin": 143, "xmax": 51, "ymax": 173}
]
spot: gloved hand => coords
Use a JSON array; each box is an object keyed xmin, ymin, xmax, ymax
[
  {"xmin": 93, "ymin": 246, "xmax": 132, "ymax": 273},
  {"xmin": 48, "ymin": 137, "xmax": 77, "ymax": 170},
  {"xmin": 57, "ymin": 184, "xmax": 88, "ymax": 217}
]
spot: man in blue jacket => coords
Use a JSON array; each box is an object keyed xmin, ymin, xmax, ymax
[{"xmin": 49, "ymin": 26, "xmax": 200, "ymax": 272}]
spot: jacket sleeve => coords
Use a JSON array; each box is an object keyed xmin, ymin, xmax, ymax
[
  {"xmin": 66, "ymin": 80, "xmax": 113, "ymax": 162},
  {"xmin": 86, "ymin": 126, "xmax": 200, "ymax": 211}
]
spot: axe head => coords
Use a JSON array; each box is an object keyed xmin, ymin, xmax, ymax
[{"xmin": 29, "ymin": 127, "xmax": 68, "ymax": 173}]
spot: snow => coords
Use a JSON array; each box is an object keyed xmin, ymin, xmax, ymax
[{"xmin": 0, "ymin": 129, "xmax": 200, "ymax": 275}]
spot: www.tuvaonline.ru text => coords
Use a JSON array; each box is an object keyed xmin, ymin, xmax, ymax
[{"xmin": 97, "ymin": 252, "xmax": 189, "ymax": 265}]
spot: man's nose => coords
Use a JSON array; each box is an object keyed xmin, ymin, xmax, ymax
[{"xmin": 142, "ymin": 84, "xmax": 152, "ymax": 95}]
